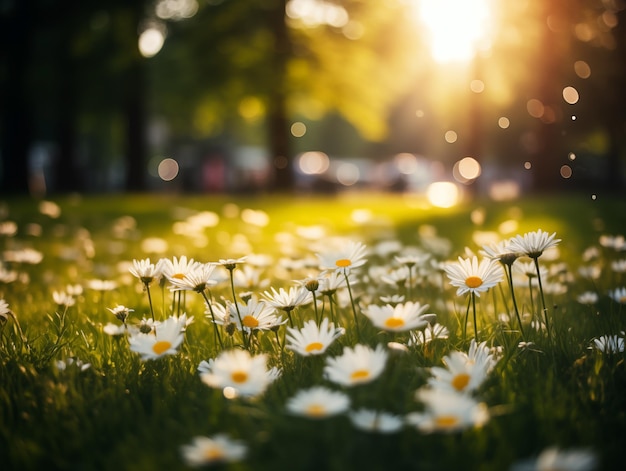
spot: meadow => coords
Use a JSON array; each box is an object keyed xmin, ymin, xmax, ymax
[{"xmin": 1, "ymin": 191, "xmax": 625, "ymax": 471}]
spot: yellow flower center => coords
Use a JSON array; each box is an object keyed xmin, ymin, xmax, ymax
[
  {"xmin": 152, "ymin": 340, "xmax": 172, "ymax": 355},
  {"xmin": 305, "ymin": 342, "xmax": 324, "ymax": 353},
  {"xmin": 231, "ymin": 371, "xmax": 248, "ymax": 383},
  {"xmin": 434, "ymin": 415, "xmax": 460, "ymax": 428},
  {"xmin": 335, "ymin": 258, "xmax": 352, "ymax": 268},
  {"xmin": 465, "ymin": 276, "xmax": 483, "ymax": 289},
  {"xmin": 385, "ymin": 317, "xmax": 405, "ymax": 329},
  {"xmin": 203, "ymin": 447, "xmax": 225, "ymax": 462},
  {"xmin": 451, "ymin": 373, "xmax": 471, "ymax": 391},
  {"xmin": 242, "ymin": 315, "xmax": 259, "ymax": 328},
  {"xmin": 306, "ymin": 404, "xmax": 326, "ymax": 417},
  {"xmin": 172, "ymin": 273, "xmax": 185, "ymax": 280},
  {"xmin": 350, "ymin": 369, "xmax": 370, "ymax": 381},
  {"xmin": 620, "ymin": 296, "xmax": 626, "ymax": 303}
]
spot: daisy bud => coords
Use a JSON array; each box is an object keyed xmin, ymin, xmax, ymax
[{"xmin": 305, "ymin": 279, "xmax": 319, "ymax": 292}]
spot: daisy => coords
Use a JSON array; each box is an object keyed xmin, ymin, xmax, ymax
[
  {"xmin": 363, "ymin": 301, "xmax": 436, "ymax": 332},
  {"xmin": 285, "ymin": 318, "xmax": 344, "ymax": 356},
  {"xmin": 168, "ymin": 262, "xmax": 219, "ymax": 293},
  {"xmin": 380, "ymin": 266, "xmax": 411, "ymax": 288},
  {"xmin": 219, "ymin": 256, "xmax": 247, "ymax": 271},
  {"xmin": 480, "ymin": 239, "xmax": 520, "ymax": 266},
  {"xmin": 576, "ymin": 291, "xmax": 599, "ymax": 305},
  {"xmin": 128, "ymin": 314, "xmax": 187, "ymax": 361},
  {"xmin": 200, "ymin": 349, "xmax": 277, "ymax": 398},
  {"xmin": 87, "ymin": 279, "xmax": 117, "ymax": 291},
  {"xmin": 608, "ymin": 287, "xmax": 626, "ymax": 304},
  {"xmin": 228, "ymin": 298, "xmax": 286, "ymax": 333},
  {"xmin": 379, "ymin": 294, "xmax": 405, "ymax": 305},
  {"xmin": 180, "ymin": 434, "xmax": 247, "ymax": 467},
  {"xmin": 233, "ymin": 264, "xmax": 269, "ymax": 290},
  {"xmin": 427, "ymin": 344, "xmax": 496, "ymax": 395},
  {"xmin": 107, "ymin": 304, "xmax": 133, "ymax": 323},
  {"xmin": 318, "ymin": 270, "xmax": 350, "ymax": 295},
  {"xmin": 52, "ymin": 290, "xmax": 75, "ymax": 308},
  {"xmin": 349, "ymin": 409, "xmax": 404, "ymax": 433},
  {"xmin": 507, "ymin": 229, "xmax": 561, "ymax": 259},
  {"xmin": 407, "ymin": 388, "xmax": 489, "ymax": 433},
  {"xmin": 591, "ymin": 334, "xmax": 624, "ymax": 353},
  {"xmin": 395, "ymin": 249, "xmax": 430, "ymax": 268},
  {"xmin": 317, "ymin": 240, "xmax": 368, "ymax": 273},
  {"xmin": 262, "ymin": 286, "xmax": 313, "ymax": 312},
  {"xmin": 444, "ymin": 256, "xmax": 503, "ymax": 297},
  {"xmin": 324, "ymin": 344, "xmax": 388, "ymax": 387},
  {"xmin": 160, "ymin": 255, "xmax": 200, "ymax": 284},
  {"xmin": 408, "ymin": 322, "xmax": 450, "ymax": 346},
  {"xmin": 129, "ymin": 258, "xmax": 162, "ymax": 286},
  {"xmin": 286, "ymin": 386, "xmax": 350, "ymax": 419},
  {"xmin": 0, "ymin": 299, "xmax": 10, "ymax": 323},
  {"xmin": 610, "ymin": 259, "xmax": 626, "ymax": 273},
  {"xmin": 103, "ymin": 322, "xmax": 126, "ymax": 336}
]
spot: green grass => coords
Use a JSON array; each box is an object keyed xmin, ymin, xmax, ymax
[{"xmin": 1, "ymin": 192, "xmax": 625, "ymax": 470}]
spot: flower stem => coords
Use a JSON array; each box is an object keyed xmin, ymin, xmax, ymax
[
  {"xmin": 506, "ymin": 264, "xmax": 525, "ymax": 340},
  {"xmin": 201, "ymin": 291, "xmax": 224, "ymax": 350},
  {"xmin": 343, "ymin": 272, "xmax": 360, "ymax": 342}
]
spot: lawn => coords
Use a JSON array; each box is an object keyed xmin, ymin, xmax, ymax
[{"xmin": 1, "ymin": 191, "xmax": 625, "ymax": 471}]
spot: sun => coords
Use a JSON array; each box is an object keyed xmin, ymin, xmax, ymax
[{"xmin": 415, "ymin": 0, "xmax": 494, "ymax": 63}]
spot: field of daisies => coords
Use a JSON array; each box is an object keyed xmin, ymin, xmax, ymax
[{"xmin": 1, "ymin": 192, "xmax": 625, "ymax": 470}]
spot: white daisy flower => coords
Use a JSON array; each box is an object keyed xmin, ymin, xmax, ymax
[
  {"xmin": 507, "ymin": 229, "xmax": 561, "ymax": 259},
  {"xmin": 160, "ymin": 256, "xmax": 201, "ymax": 284},
  {"xmin": 480, "ymin": 239, "xmax": 520, "ymax": 266},
  {"xmin": 444, "ymin": 256, "xmax": 504, "ymax": 297},
  {"xmin": 577, "ymin": 265, "xmax": 602, "ymax": 280},
  {"xmin": 200, "ymin": 349, "xmax": 277, "ymax": 398},
  {"xmin": 591, "ymin": 335, "xmax": 624, "ymax": 353},
  {"xmin": 317, "ymin": 240, "xmax": 368, "ymax": 273},
  {"xmin": 608, "ymin": 287, "xmax": 626, "ymax": 304},
  {"xmin": 52, "ymin": 290, "xmax": 75, "ymax": 307},
  {"xmin": 128, "ymin": 314, "xmax": 187, "ymax": 361},
  {"xmin": 262, "ymin": 286, "xmax": 313, "ymax": 312},
  {"xmin": 362, "ymin": 301, "xmax": 436, "ymax": 332},
  {"xmin": 599, "ymin": 234, "xmax": 625, "ymax": 251},
  {"xmin": 168, "ymin": 262, "xmax": 219, "ymax": 293},
  {"xmin": 286, "ymin": 386, "xmax": 350, "ymax": 419},
  {"xmin": 427, "ymin": 340, "xmax": 497, "ymax": 395},
  {"xmin": 285, "ymin": 318, "xmax": 344, "ymax": 356},
  {"xmin": 318, "ymin": 270, "xmax": 351, "ymax": 295},
  {"xmin": 233, "ymin": 264, "xmax": 269, "ymax": 290},
  {"xmin": 576, "ymin": 291, "xmax": 599, "ymax": 305},
  {"xmin": 407, "ymin": 388, "xmax": 489, "ymax": 433},
  {"xmin": 219, "ymin": 256, "xmax": 247, "ymax": 271},
  {"xmin": 129, "ymin": 258, "xmax": 162, "ymax": 285},
  {"xmin": 180, "ymin": 434, "xmax": 247, "ymax": 467},
  {"xmin": 324, "ymin": 344, "xmax": 388, "ymax": 387},
  {"xmin": 349, "ymin": 409, "xmax": 404, "ymax": 433},
  {"xmin": 87, "ymin": 279, "xmax": 117, "ymax": 291},
  {"xmin": 611, "ymin": 259, "xmax": 626, "ymax": 273},
  {"xmin": 229, "ymin": 298, "xmax": 286, "ymax": 333},
  {"xmin": 408, "ymin": 322, "xmax": 450, "ymax": 346},
  {"xmin": 107, "ymin": 304, "xmax": 133, "ymax": 323},
  {"xmin": 103, "ymin": 322, "xmax": 126, "ymax": 336}
]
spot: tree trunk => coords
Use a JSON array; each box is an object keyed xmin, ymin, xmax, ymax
[{"xmin": 266, "ymin": 0, "xmax": 293, "ymax": 192}]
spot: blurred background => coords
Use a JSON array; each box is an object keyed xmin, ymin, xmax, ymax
[{"xmin": 1, "ymin": 0, "xmax": 625, "ymax": 201}]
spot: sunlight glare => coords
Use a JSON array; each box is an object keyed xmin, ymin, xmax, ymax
[
  {"xmin": 417, "ymin": 0, "xmax": 494, "ymax": 63},
  {"xmin": 426, "ymin": 181, "xmax": 459, "ymax": 208}
]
